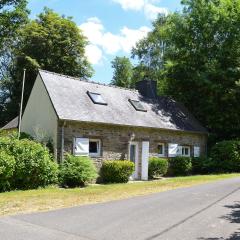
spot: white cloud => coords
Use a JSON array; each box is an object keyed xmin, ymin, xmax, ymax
[
  {"xmin": 112, "ymin": 0, "xmax": 168, "ymax": 20},
  {"xmin": 85, "ymin": 45, "xmax": 103, "ymax": 65},
  {"xmin": 112, "ymin": 0, "xmax": 145, "ymax": 10},
  {"xmin": 144, "ymin": 3, "xmax": 169, "ymax": 20},
  {"xmin": 79, "ymin": 17, "xmax": 150, "ymax": 65}
]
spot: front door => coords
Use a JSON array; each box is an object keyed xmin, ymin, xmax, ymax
[{"xmin": 129, "ymin": 142, "xmax": 138, "ymax": 180}]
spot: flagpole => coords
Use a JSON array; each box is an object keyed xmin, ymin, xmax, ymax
[{"xmin": 18, "ymin": 69, "xmax": 26, "ymax": 139}]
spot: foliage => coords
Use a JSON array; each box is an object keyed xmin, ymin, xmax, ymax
[
  {"xmin": 0, "ymin": 151, "xmax": 15, "ymax": 192},
  {"xmin": 191, "ymin": 156, "xmax": 215, "ymax": 175},
  {"xmin": 210, "ymin": 140, "xmax": 240, "ymax": 173},
  {"xmin": 148, "ymin": 157, "xmax": 168, "ymax": 179},
  {"xmin": 59, "ymin": 155, "xmax": 97, "ymax": 187},
  {"xmin": 0, "ymin": 8, "xmax": 93, "ymax": 126},
  {"xmin": 169, "ymin": 156, "xmax": 192, "ymax": 176},
  {"xmin": 133, "ymin": 0, "xmax": 240, "ymax": 142},
  {"xmin": 111, "ymin": 56, "xmax": 133, "ymax": 88},
  {"xmin": 0, "ymin": 137, "xmax": 59, "ymax": 190},
  {"xmin": 0, "ymin": 0, "xmax": 28, "ymax": 51},
  {"xmin": 0, "ymin": 0, "xmax": 28, "ymax": 126},
  {"xmin": 100, "ymin": 160, "xmax": 135, "ymax": 183}
]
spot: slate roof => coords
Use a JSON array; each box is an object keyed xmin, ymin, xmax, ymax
[
  {"xmin": 1, "ymin": 117, "xmax": 19, "ymax": 130},
  {"xmin": 39, "ymin": 70, "xmax": 207, "ymax": 134}
]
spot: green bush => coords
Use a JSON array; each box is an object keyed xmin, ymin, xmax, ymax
[
  {"xmin": 0, "ymin": 137, "xmax": 59, "ymax": 190},
  {"xmin": 148, "ymin": 157, "xmax": 168, "ymax": 179},
  {"xmin": 0, "ymin": 151, "xmax": 15, "ymax": 192},
  {"xmin": 100, "ymin": 160, "xmax": 135, "ymax": 183},
  {"xmin": 191, "ymin": 156, "xmax": 215, "ymax": 174},
  {"xmin": 210, "ymin": 140, "xmax": 240, "ymax": 173},
  {"xmin": 59, "ymin": 155, "xmax": 97, "ymax": 187},
  {"xmin": 169, "ymin": 156, "xmax": 192, "ymax": 176}
]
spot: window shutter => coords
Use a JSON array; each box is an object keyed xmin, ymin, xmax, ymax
[
  {"xmin": 74, "ymin": 138, "xmax": 89, "ymax": 156},
  {"xmin": 177, "ymin": 146, "xmax": 182, "ymax": 156},
  {"xmin": 194, "ymin": 146, "xmax": 200, "ymax": 157},
  {"xmin": 168, "ymin": 143, "xmax": 178, "ymax": 157}
]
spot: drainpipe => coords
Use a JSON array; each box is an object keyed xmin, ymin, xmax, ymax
[{"xmin": 61, "ymin": 121, "xmax": 66, "ymax": 162}]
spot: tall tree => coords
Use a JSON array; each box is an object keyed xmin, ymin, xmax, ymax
[
  {"xmin": 133, "ymin": 0, "xmax": 240, "ymax": 143},
  {"xmin": 0, "ymin": 0, "xmax": 28, "ymax": 125},
  {"xmin": 0, "ymin": 0, "xmax": 28, "ymax": 51},
  {"xmin": 111, "ymin": 56, "xmax": 133, "ymax": 88},
  {"xmin": 0, "ymin": 8, "xmax": 93, "ymax": 126}
]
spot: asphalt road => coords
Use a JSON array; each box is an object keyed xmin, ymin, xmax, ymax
[{"xmin": 1, "ymin": 178, "xmax": 240, "ymax": 240}]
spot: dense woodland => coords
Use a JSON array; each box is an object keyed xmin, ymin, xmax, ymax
[{"xmin": 1, "ymin": 0, "xmax": 240, "ymax": 147}]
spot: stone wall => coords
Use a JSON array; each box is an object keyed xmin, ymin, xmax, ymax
[{"xmin": 57, "ymin": 121, "xmax": 207, "ymax": 178}]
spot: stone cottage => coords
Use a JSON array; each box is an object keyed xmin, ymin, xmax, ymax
[{"xmin": 21, "ymin": 70, "xmax": 207, "ymax": 180}]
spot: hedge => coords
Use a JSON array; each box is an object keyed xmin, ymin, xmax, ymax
[
  {"xmin": 59, "ymin": 155, "xmax": 97, "ymax": 187},
  {"xmin": 169, "ymin": 156, "xmax": 192, "ymax": 176},
  {"xmin": 148, "ymin": 157, "xmax": 168, "ymax": 179},
  {"xmin": 210, "ymin": 140, "xmax": 240, "ymax": 173},
  {"xmin": 100, "ymin": 160, "xmax": 135, "ymax": 183}
]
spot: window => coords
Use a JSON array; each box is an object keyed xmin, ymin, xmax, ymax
[
  {"xmin": 181, "ymin": 146, "xmax": 190, "ymax": 157},
  {"xmin": 74, "ymin": 138, "xmax": 101, "ymax": 157},
  {"xmin": 87, "ymin": 91, "xmax": 107, "ymax": 105},
  {"xmin": 89, "ymin": 139, "xmax": 101, "ymax": 157},
  {"xmin": 129, "ymin": 99, "xmax": 147, "ymax": 112},
  {"xmin": 157, "ymin": 143, "xmax": 165, "ymax": 157}
]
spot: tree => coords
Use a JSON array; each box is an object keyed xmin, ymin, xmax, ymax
[
  {"xmin": 0, "ymin": 0, "xmax": 28, "ymax": 51},
  {"xmin": 0, "ymin": 0, "xmax": 28, "ymax": 126},
  {"xmin": 133, "ymin": 0, "xmax": 240, "ymax": 143},
  {"xmin": 111, "ymin": 56, "xmax": 133, "ymax": 88},
  {"xmin": 0, "ymin": 8, "xmax": 93, "ymax": 126}
]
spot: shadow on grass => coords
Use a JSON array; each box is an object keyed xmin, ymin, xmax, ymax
[{"xmin": 198, "ymin": 202, "xmax": 240, "ymax": 240}]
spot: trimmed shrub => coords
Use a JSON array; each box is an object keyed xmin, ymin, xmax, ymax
[
  {"xmin": 210, "ymin": 140, "xmax": 240, "ymax": 173},
  {"xmin": 169, "ymin": 156, "xmax": 192, "ymax": 176},
  {"xmin": 148, "ymin": 157, "xmax": 168, "ymax": 179},
  {"xmin": 0, "ymin": 151, "xmax": 15, "ymax": 192},
  {"xmin": 191, "ymin": 156, "xmax": 215, "ymax": 175},
  {"xmin": 10, "ymin": 139, "xmax": 58, "ymax": 189},
  {"xmin": 59, "ymin": 155, "xmax": 97, "ymax": 187},
  {"xmin": 100, "ymin": 160, "xmax": 135, "ymax": 183}
]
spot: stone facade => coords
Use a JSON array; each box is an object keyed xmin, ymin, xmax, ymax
[{"xmin": 57, "ymin": 121, "xmax": 207, "ymax": 180}]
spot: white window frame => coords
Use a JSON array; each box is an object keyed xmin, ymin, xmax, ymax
[
  {"xmin": 181, "ymin": 146, "xmax": 191, "ymax": 157},
  {"xmin": 157, "ymin": 143, "xmax": 165, "ymax": 157},
  {"xmin": 89, "ymin": 139, "xmax": 101, "ymax": 157}
]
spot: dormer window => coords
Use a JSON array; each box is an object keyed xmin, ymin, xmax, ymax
[
  {"xmin": 87, "ymin": 91, "xmax": 107, "ymax": 105},
  {"xmin": 129, "ymin": 99, "xmax": 147, "ymax": 112}
]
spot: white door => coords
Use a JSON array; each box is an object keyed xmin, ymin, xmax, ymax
[{"xmin": 129, "ymin": 142, "xmax": 139, "ymax": 180}]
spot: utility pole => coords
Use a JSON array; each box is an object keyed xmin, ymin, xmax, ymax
[{"xmin": 18, "ymin": 69, "xmax": 26, "ymax": 139}]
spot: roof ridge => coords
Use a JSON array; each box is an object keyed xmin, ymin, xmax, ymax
[{"xmin": 39, "ymin": 69, "xmax": 138, "ymax": 92}]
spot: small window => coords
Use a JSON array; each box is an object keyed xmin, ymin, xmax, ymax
[
  {"xmin": 129, "ymin": 99, "xmax": 147, "ymax": 112},
  {"xmin": 87, "ymin": 91, "xmax": 107, "ymax": 105},
  {"xmin": 89, "ymin": 139, "xmax": 101, "ymax": 157},
  {"xmin": 181, "ymin": 146, "xmax": 190, "ymax": 157},
  {"xmin": 157, "ymin": 143, "xmax": 165, "ymax": 157}
]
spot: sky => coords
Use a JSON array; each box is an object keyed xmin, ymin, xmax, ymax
[{"xmin": 27, "ymin": 0, "xmax": 182, "ymax": 84}]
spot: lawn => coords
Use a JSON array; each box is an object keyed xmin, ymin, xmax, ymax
[{"xmin": 0, "ymin": 174, "xmax": 239, "ymax": 216}]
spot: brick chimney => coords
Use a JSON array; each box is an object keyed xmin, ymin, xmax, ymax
[{"xmin": 135, "ymin": 80, "xmax": 157, "ymax": 99}]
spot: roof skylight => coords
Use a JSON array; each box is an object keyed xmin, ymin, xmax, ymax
[
  {"xmin": 129, "ymin": 99, "xmax": 147, "ymax": 112},
  {"xmin": 87, "ymin": 91, "xmax": 107, "ymax": 105}
]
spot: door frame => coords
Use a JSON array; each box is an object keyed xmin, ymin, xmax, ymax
[{"xmin": 128, "ymin": 141, "xmax": 139, "ymax": 180}]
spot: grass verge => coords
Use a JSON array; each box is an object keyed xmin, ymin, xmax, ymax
[{"xmin": 0, "ymin": 174, "xmax": 239, "ymax": 216}]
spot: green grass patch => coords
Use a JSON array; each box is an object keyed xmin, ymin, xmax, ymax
[{"xmin": 0, "ymin": 173, "xmax": 239, "ymax": 216}]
